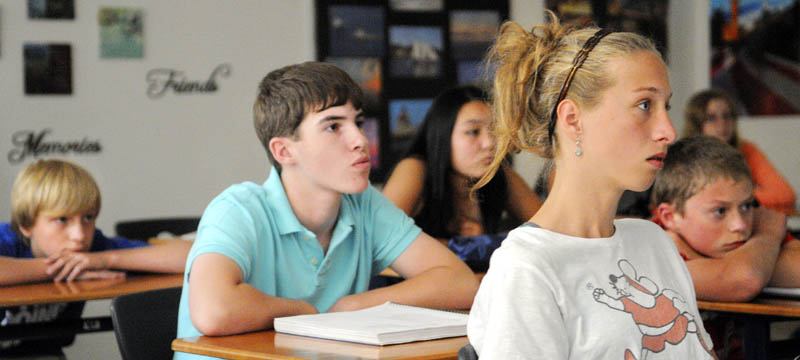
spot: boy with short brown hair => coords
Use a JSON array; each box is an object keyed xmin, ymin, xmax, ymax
[{"xmin": 176, "ymin": 62, "xmax": 478, "ymax": 358}]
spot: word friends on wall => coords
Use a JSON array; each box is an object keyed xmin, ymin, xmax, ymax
[{"xmin": 146, "ymin": 63, "xmax": 232, "ymax": 99}]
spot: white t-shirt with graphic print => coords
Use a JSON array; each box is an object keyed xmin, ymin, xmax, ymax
[{"xmin": 468, "ymin": 218, "xmax": 714, "ymax": 360}]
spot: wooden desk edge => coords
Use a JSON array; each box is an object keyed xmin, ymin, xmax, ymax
[
  {"xmin": 172, "ymin": 332, "xmax": 467, "ymax": 360},
  {"xmin": 0, "ymin": 273, "xmax": 184, "ymax": 307},
  {"xmin": 697, "ymin": 298, "xmax": 800, "ymax": 317},
  {"xmin": 172, "ymin": 338, "xmax": 293, "ymax": 360}
]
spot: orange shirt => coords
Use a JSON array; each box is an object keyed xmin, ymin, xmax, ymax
[{"xmin": 739, "ymin": 140, "xmax": 796, "ymax": 214}]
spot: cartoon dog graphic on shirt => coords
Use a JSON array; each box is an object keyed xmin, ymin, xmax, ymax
[{"xmin": 592, "ymin": 259, "xmax": 713, "ymax": 360}]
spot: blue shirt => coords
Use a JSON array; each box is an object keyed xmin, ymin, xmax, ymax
[
  {"xmin": 175, "ymin": 168, "xmax": 420, "ymax": 360},
  {"xmin": 0, "ymin": 222, "xmax": 148, "ymax": 356}
]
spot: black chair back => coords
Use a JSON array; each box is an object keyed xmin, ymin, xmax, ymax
[
  {"xmin": 115, "ymin": 217, "xmax": 200, "ymax": 241},
  {"xmin": 458, "ymin": 343, "xmax": 479, "ymax": 360},
  {"xmin": 110, "ymin": 286, "xmax": 182, "ymax": 360}
]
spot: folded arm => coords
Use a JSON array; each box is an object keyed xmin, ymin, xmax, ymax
[
  {"xmin": 188, "ymin": 253, "xmax": 318, "ymax": 336},
  {"xmin": 678, "ymin": 209, "xmax": 785, "ymax": 301},
  {"xmin": 47, "ymin": 239, "xmax": 193, "ymax": 281},
  {"xmin": 769, "ymin": 238, "xmax": 800, "ymax": 288},
  {"xmin": 329, "ymin": 232, "xmax": 479, "ymax": 312},
  {"xmin": 0, "ymin": 256, "xmax": 53, "ymax": 285}
]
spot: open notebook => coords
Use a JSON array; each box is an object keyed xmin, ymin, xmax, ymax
[{"xmin": 273, "ymin": 302, "xmax": 468, "ymax": 346}]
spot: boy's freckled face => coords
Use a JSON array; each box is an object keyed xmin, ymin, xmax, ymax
[
  {"xmin": 673, "ymin": 177, "xmax": 755, "ymax": 258},
  {"xmin": 288, "ymin": 101, "xmax": 371, "ymax": 194},
  {"xmin": 20, "ymin": 212, "xmax": 96, "ymax": 258}
]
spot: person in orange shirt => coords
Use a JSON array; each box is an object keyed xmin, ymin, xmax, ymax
[{"xmin": 683, "ymin": 89, "xmax": 796, "ymax": 214}]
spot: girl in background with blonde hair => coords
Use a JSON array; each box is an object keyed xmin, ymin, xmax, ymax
[{"xmin": 467, "ymin": 12, "xmax": 717, "ymax": 359}]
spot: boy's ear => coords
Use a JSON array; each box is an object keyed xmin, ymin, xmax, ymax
[
  {"xmin": 557, "ymin": 99, "xmax": 582, "ymax": 140},
  {"xmin": 268, "ymin": 137, "xmax": 296, "ymax": 167},
  {"xmin": 19, "ymin": 224, "xmax": 33, "ymax": 238},
  {"xmin": 655, "ymin": 202, "xmax": 682, "ymax": 230}
]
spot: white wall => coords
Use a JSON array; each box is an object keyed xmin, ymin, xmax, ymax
[
  {"xmin": 1, "ymin": 1, "xmax": 798, "ymax": 358},
  {"xmin": 1, "ymin": 0, "xmax": 315, "ymax": 234},
  {"xmin": 1, "ymin": 1, "xmax": 315, "ymax": 359}
]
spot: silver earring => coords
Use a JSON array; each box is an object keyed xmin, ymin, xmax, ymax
[{"xmin": 575, "ymin": 139, "xmax": 583, "ymax": 157}]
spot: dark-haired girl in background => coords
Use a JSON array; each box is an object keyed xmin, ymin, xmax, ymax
[{"xmin": 382, "ymin": 85, "xmax": 541, "ymax": 242}]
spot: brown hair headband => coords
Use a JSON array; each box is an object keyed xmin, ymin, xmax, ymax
[{"xmin": 548, "ymin": 28, "xmax": 613, "ymax": 143}]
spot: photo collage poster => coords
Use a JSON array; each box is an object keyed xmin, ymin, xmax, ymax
[
  {"xmin": 316, "ymin": 0, "xmax": 509, "ymax": 181},
  {"xmin": 710, "ymin": 0, "xmax": 800, "ymax": 116}
]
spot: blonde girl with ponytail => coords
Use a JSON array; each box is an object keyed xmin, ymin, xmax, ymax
[{"xmin": 467, "ymin": 12, "xmax": 717, "ymax": 359}]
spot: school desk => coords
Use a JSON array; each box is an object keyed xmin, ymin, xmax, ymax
[
  {"xmin": 0, "ymin": 273, "xmax": 183, "ymax": 342},
  {"xmin": 172, "ymin": 330, "xmax": 469, "ymax": 360},
  {"xmin": 697, "ymin": 296, "xmax": 800, "ymax": 360}
]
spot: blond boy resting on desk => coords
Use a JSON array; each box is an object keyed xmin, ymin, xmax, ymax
[
  {"xmin": 652, "ymin": 135, "xmax": 799, "ymax": 302},
  {"xmin": 175, "ymin": 62, "xmax": 478, "ymax": 359},
  {"xmin": 0, "ymin": 159, "xmax": 192, "ymax": 359}
]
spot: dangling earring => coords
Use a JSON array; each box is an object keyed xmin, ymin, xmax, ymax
[{"xmin": 575, "ymin": 139, "xmax": 583, "ymax": 157}]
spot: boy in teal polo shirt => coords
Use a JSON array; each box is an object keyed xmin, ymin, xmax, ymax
[{"xmin": 176, "ymin": 62, "xmax": 479, "ymax": 357}]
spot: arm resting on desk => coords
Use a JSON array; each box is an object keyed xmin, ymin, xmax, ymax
[
  {"xmin": 329, "ymin": 232, "xmax": 479, "ymax": 312},
  {"xmin": 188, "ymin": 253, "xmax": 318, "ymax": 336},
  {"xmin": 0, "ymin": 256, "xmax": 53, "ymax": 285},
  {"xmin": 676, "ymin": 209, "xmax": 785, "ymax": 302},
  {"xmin": 47, "ymin": 239, "xmax": 192, "ymax": 281},
  {"xmin": 769, "ymin": 238, "xmax": 800, "ymax": 288}
]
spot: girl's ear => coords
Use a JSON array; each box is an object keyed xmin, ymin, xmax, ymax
[
  {"xmin": 268, "ymin": 137, "xmax": 295, "ymax": 167},
  {"xmin": 557, "ymin": 99, "xmax": 582, "ymax": 141}
]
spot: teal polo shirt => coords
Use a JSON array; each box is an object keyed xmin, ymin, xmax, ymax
[{"xmin": 175, "ymin": 167, "xmax": 420, "ymax": 360}]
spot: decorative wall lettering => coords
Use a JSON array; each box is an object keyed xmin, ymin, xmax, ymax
[
  {"xmin": 7, "ymin": 129, "xmax": 102, "ymax": 164},
  {"xmin": 146, "ymin": 63, "xmax": 232, "ymax": 99}
]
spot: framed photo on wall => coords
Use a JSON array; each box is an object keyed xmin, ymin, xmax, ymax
[
  {"xmin": 24, "ymin": 43, "xmax": 72, "ymax": 95},
  {"xmin": 28, "ymin": 0, "xmax": 74, "ymax": 19},
  {"xmin": 316, "ymin": 0, "xmax": 509, "ymax": 182},
  {"xmin": 710, "ymin": 0, "xmax": 800, "ymax": 116}
]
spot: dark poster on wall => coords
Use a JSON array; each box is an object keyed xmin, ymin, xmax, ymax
[
  {"xmin": 28, "ymin": 0, "xmax": 74, "ymax": 19},
  {"xmin": 546, "ymin": 0, "xmax": 669, "ymax": 58},
  {"xmin": 710, "ymin": 0, "xmax": 800, "ymax": 116},
  {"xmin": 316, "ymin": 0, "xmax": 509, "ymax": 182},
  {"xmin": 24, "ymin": 43, "xmax": 72, "ymax": 95}
]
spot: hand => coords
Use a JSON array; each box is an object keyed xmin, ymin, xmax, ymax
[
  {"xmin": 593, "ymin": 288, "xmax": 606, "ymax": 301},
  {"xmin": 52, "ymin": 270, "xmax": 125, "ymax": 289},
  {"xmin": 46, "ymin": 251, "xmax": 109, "ymax": 282},
  {"xmin": 74, "ymin": 270, "xmax": 126, "ymax": 281}
]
